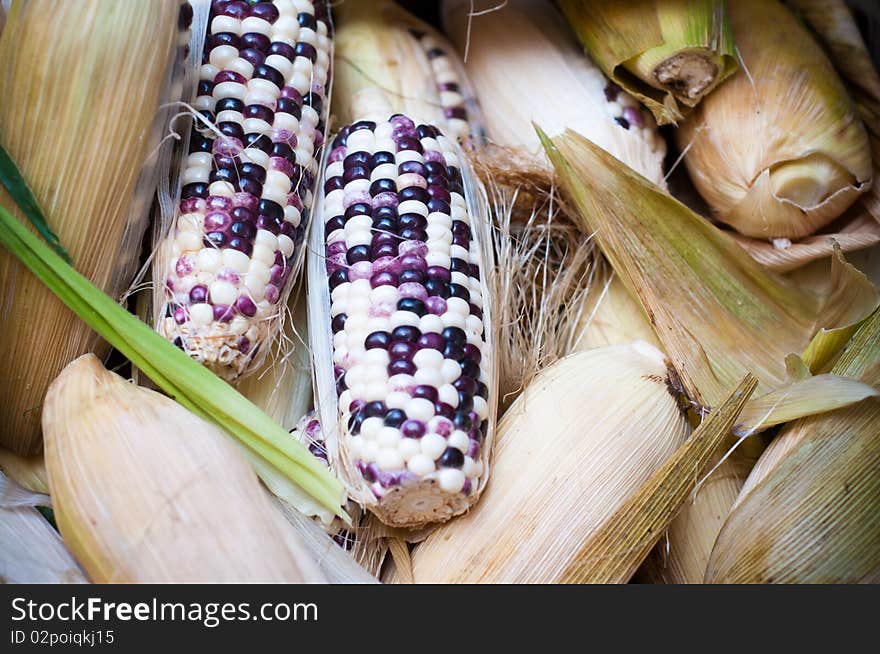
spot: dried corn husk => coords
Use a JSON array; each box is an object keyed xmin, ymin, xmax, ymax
[
  {"xmin": 707, "ymin": 308, "xmax": 880, "ymax": 583},
  {"xmin": 0, "ymin": 448, "xmax": 49, "ymax": 496},
  {"xmin": 399, "ymin": 343, "xmax": 692, "ymax": 583},
  {"xmin": 557, "ymin": 0, "xmax": 737, "ymax": 124},
  {"xmin": 0, "ymin": 0, "xmax": 182, "ymax": 454},
  {"xmin": 43, "ymin": 354, "xmax": 326, "ymax": 583},
  {"xmin": 442, "ymin": 0, "xmax": 666, "ymax": 186},
  {"xmin": 677, "ymin": 0, "xmax": 872, "ymax": 241},
  {"xmin": 1, "ymin": 470, "xmax": 87, "ymax": 584}
]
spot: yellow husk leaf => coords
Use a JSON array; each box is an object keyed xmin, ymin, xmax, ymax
[
  {"xmin": 399, "ymin": 343, "xmax": 691, "ymax": 583},
  {"xmin": 676, "ymin": 0, "xmax": 872, "ymax": 240},
  {"xmin": 441, "ymin": 0, "xmax": 666, "ymax": 186},
  {"xmin": 43, "ymin": 355, "xmax": 326, "ymax": 583},
  {"xmin": 707, "ymin": 308, "xmax": 880, "ymax": 583},
  {"xmin": 541, "ymin": 127, "xmax": 878, "ymax": 407},
  {"xmin": 0, "ymin": 0, "xmax": 181, "ymax": 454},
  {"xmin": 557, "ymin": 0, "xmax": 737, "ymax": 124},
  {"xmin": 0, "ymin": 449, "xmax": 49, "ymax": 496}
]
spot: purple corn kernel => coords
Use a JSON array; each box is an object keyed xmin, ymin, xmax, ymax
[
  {"xmin": 369, "ymin": 302, "xmax": 396, "ymax": 318},
  {"xmin": 239, "ymin": 48, "xmax": 266, "ymax": 67},
  {"xmin": 467, "ymin": 439, "xmax": 481, "ymax": 459},
  {"xmin": 389, "ymin": 114, "xmax": 415, "ymax": 132},
  {"xmin": 423, "ymin": 150, "xmax": 445, "ymax": 164},
  {"xmin": 221, "ymin": 0, "xmax": 249, "ymax": 19},
  {"xmin": 370, "ymin": 271, "xmax": 398, "ymax": 288},
  {"xmin": 213, "ymin": 304, "xmax": 234, "ymax": 322},
  {"xmin": 331, "ymin": 313, "xmax": 347, "ymax": 333},
  {"xmin": 416, "ymin": 332, "xmax": 445, "ymax": 351},
  {"xmin": 280, "ymin": 85, "xmax": 303, "ymax": 102},
  {"xmin": 251, "ymin": 2, "xmax": 279, "ymax": 22},
  {"xmin": 235, "ymin": 295, "xmax": 257, "ymax": 317},
  {"xmin": 204, "ymin": 211, "xmax": 231, "ymax": 231},
  {"xmin": 427, "ymin": 186, "xmax": 451, "ymax": 203},
  {"xmin": 398, "ymin": 240, "xmax": 428, "ymax": 257},
  {"xmin": 399, "ymin": 253, "xmax": 427, "ymax": 272},
  {"xmin": 388, "ymin": 360, "xmax": 416, "ymax": 376},
  {"xmin": 401, "ymin": 419, "xmax": 425, "ymax": 438},
  {"xmin": 269, "ymin": 41, "xmax": 296, "ymax": 60},
  {"xmin": 206, "ymin": 195, "xmax": 234, "ymax": 212},
  {"xmin": 622, "ymin": 105, "xmax": 645, "ymax": 128},
  {"xmin": 470, "ymin": 305, "xmax": 483, "ymax": 320},
  {"xmin": 344, "ymin": 190, "xmax": 372, "ymax": 208},
  {"xmin": 265, "ymin": 283, "xmax": 280, "ymax": 304},
  {"xmin": 453, "ymin": 376, "xmax": 476, "ymax": 396},
  {"xmin": 371, "ymin": 192, "xmax": 399, "ymax": 209},
  {"xmin": 175, "ymin": 255, "xmax": 195, "ymax": 277},
  {"xmin": 444, "ymin": 107, "xmax": 468, "ymax": 121},
  {"xmin": 173, "ymin": 307, "xmax": 188, "ymax": 324},
  {"xmin": 326, "ymin": 241, "xmax": 347, "ymax": 256},
  {"xmin": 396, "ymin": 136, "xmax": 423, "ymax": 153},
  {"xmin": 216, "ymin": 268, "xmax": 241, "ymax": 285},
  {"xmin": 434, "ymin": 402, "xmax": 455, "ymax": 420},
  {"xmin": 326, "ymin": 252, "xmax": 348, "ymax": 273},
  {"xmin": 189, "ymin": 285, "xmax": 208, "ymax": 304},
  {"xmin": 424, "ymin": 296, "xmax": 447, "ymax": 315},
  {"xmin": 398, "ymin": 282, "xmax": 427, "ymax": 300},
  {"xmin": 358, "ymin": 461, "xmax": 377, "ymax": 483},
  {"xmin": 365, "ymin": 331, "xmax": 391, "ymax": 350},
  {"xmin": 372, "ymin": 256, "xmax": 401, "ymax": 274},
  {"xmin": 213, "ymin": 137, "xmax": 243, "ymax": 157},
  {"xmin": 412, "ymin": 385, "xmax": 438, "ymax": 402},
  {"xmin": 228, "ymin": 237, "xmax": 253, "ymax": 255},
  {"xmin": 604, "ymin": 82, "xmax": 621, "ymax": 102},
  {"xmin": 233, "ymin": 192, "xmax": 260, "ymax": 211},
  {"xmin": 372, "ymin": 244, "xmax": 398, "ymax": 259},
  {"xmin": 269, "ymin": 264, "xmax": 285, "ymax": 284},
  {"xmin": 349, "ymin": 261, "xmax": 373, "ymax": 281},
  {"xmin": 214, "ymin": 70, "xmax": 247, "ymax": 85},
  {"xmin": 462, "ymin": 479, "xmax": 473, "ymax": 496},
  {"xmin": 179, "ymin": 197, "xmax": 204, "ymax": 213},
  {"xmin": 389, "ymin": 341, "xmax": 417, "ymax": 361}
]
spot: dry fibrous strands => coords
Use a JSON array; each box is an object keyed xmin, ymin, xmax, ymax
[
  {"xmin": 43, "ymin": 355, "xmax": 326, "ymax": 583},
  {"xmin": 557, "ymin": 0, "xmax": 738, "ymax": 125},
  {"xmin": 153, "ymin": 0, "xmax": 334, "ymax": 382},
  {"xmin": 677, "ymin": 0, "xmax": 872, "ymax": 242},
  {"xmin": 308, "ymin": 0, "xmax": 498, "ymax": 528},
  {"xmin": 707, "ymin": 307, "xmax": 880, "ymax": 583},
  {"xmin": 0, "ymin": 0, "xmax": 183, "ymax": 454},
  {"xmin": 0, "ymin": 448, "xmax": 49, "ymax": 496},
  {"xmin": 401, "ymin": 344, "xmax": 691, "ymax": 583}
]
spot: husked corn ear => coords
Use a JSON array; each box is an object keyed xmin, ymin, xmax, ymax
[
  {"xmin": 442, "ymin": 0, "xmax": 666, "ymax": 186},
  {"xmin": 156, "ymin": 0, "xmax": 333, "ymax": 381},
  {"xmin": 310, "ymin": 113, "xmax": 495, "ymax": 528}
]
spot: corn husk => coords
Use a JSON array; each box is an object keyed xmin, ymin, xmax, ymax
[
  {"xmin": 541, "ymin": 127, "xmax": 878, "ymax": 407},
  {"xmin": 43, "ymin": 354, "xmax": 326, "ymax": 583},
  {"xmin": 442, "ymin": 0, "xmax": 666, "ymax": 187},
  {"xmin": 0, "ymin": 0, "xmax": 182, "ymax": 454},
  {"xmin": 1, "ymin": 470, "xmax": 87, "ymax": 584},
  {"xmin": 399, "ymin": 343, "xmax": 692, "ymax": 583},
  {"xmin": 676, "ymin": 0, "xmax": 872, "ymax": 241},
  {"xmin": 707, "ymin": 308, "xmax": 880, "ymax": 583},
  {"xmin": 557, "ymin": 0, "xmax": 737, "ymax": 124},
  {"xmin": 0, "ymin": 448, "xmax": 49, "ymax": 496}
]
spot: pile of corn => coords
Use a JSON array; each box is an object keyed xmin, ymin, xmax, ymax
[{"xmin": 1, "ymin": 0, "xmax": 878, "ymax": 584}]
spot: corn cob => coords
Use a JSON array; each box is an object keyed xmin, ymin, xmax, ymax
[
  {"xmin": 442, "ymin": 0, "xmax": 666, "ymax": 186},
  {"xmin": 155, "ymin": 0, "xmax": 333, "ymax": 381},
  {"xmin": 309, "ymin": 1, "xmax": 496, "ymax": 528}
]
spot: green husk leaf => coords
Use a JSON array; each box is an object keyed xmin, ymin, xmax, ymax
[
  {"xmin": 0, "ymin": 145, "xmax": 70, "ymax": 264},
  {"xmin": 539, "ymin": 126, "xmax": 879, "ymax": 407},
  {"xmin": 734, "ymin": 373, "xmax": 878, "ymax": 436},
  {"xmin": 557, "ymin": 0, "xmax": 737, "ymax": 124},
  {"xmin": 562, "ymin": 373, "xmax": 758, "ymax": 583},
  {"xmin": 0, "ymin": 206, "xmax": 346, "ymax": 519}
]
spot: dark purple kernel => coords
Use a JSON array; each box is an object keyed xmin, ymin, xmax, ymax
[
  {"xmin": 189, "ymin": 285, "xmax": 208, "ymax": 303},
  {"xmin": 189, "ymin": 132, "xmax": 212, "ymax": 153},
  {"xmin": 372, "ymin": 205, "xmax": 398, "ymax": 220},
  {"xmin": 244, "ymin": 104, "xmax": 274, "ymax": 123},
  {"xmin": 384, "ymin": 409, "xmax": 406, "ymax": 428},
  {"xmin": 210, "ymin": 167, "xmax": 237, "ymax": 187},
  {"xmin": 416, "ymin": 124, "xmax": 440, "ymax": 139},
  {"xmin": 344, "ymin": 151, "xmax": 371, "ymax": 168},
  {"xmin": 205, "ymin": 231, "xmax": 227, "ymax": 247},
  {"xmin": 210, "ymin": 31, "xmax": 240, "ymax": 49},
  {"xmin": 438, "ymin": 82, "xmax": 460, "ymax": 93},
  {"xmin": 398, "ymin": 213, "xmax": 427, "ymax": 230},
  {"xmin": 442, "ymin": 327, "xmax": 467, "ymax": 344},
  {"xmin": 444, "ymin": 107, "xmax": 468, "ymax": 120},
  {"xmin": 276, "ymin": 97, "xmax": 301, "ymax": 118},
  {"xmin": 372, "ymin": 244, "xmax": 398, "ymax": 259},
  {"xmin": 401, "ymin": 420, "xmax": 425, "ymax": 438},
  {"xmin": 372, "ymin": 218, "xmax": 397, "ymax": 233},
  {"xmin": 182, "ymin": 182, "xmax": 209, "ymax": 199},
  {"xmin": 453, "ymin": 376, "xmax": 477, "ymax": 396},
  {"xmin": 391, "ymin": 325, "xmax": 421, "ymax": 343},
  {"xmin": 397, "ymin": 298, "xmax": 426, "ymax": 316},
  {"xmin": 215, "ymin": 97, "xmax": 244, "ymax": 115},
  {"xmin": 470, "ymin": 305, "xmax": 483, "ymax": 320},
  {"xmin": 268, "ymin": 41, "xmax": 296, "ymax": 60},
  {"xmin": 370, "ymin": 151, "xmax": 395, "ymax": 167},
  {"xmin": 398, "ymin": 269, "xmax": 426, "ymax": 284},
  {"xmin": 213, "ymin": 304, "xmax": 234, "ymax": 322},
  {"xmin": 329, "ymin": 268, "xmax": 348, "ymax": 289},
  {"xmin": 479, "ymin": 420, "xmax": 489, "ymax": 440},
  {"xmin": 358, "ymin": 461, "xmax": 376, "ymax": 482},
  {"xmin": 240, "ymin": 48, "xmax": 266, "ymax": 66},
  {"xmin": 347, "ymin": 245, "xmax": 371, "ymax": 264},
  {"xmin": 239, "ymin": 162, "xmax": 266, "ymax": 183},
  {"xmin": 254, "ymin": 63, "xmax": 284, "ymax": 88},
  {"xmin": 325, "ymin": 215, "xmax": 346, "ymax": 233},
  {"xmin": 351, "ymin": 119, "xmax": 376, "ymax": 132},
  {"xmin": 364, "ymin": 401, "xmax": 386, "ymax": 418},
  {"xmin": 173, "ymin": 336, "xmax": 184, "ymax": 349},
  {"xmin": 230, "ymin": 221, "xmax": 256, "ymax": 239},
  {"xmin": 251, "ymin": 1, "xmax": 279, "ymax": 22},
  {"xmin": 343, "ymin": 165, "xmax": 370, "ymax": 183},
  {"xmin": 235, "ymin": 296, "xmax": 257, "ymax": 317},
  {"xmin": 324, "ymin": 176, "xmax": 344, "ymax": 194},
  {"xmin": 396, "ymin": 136, "xmax": 423, "ymax": 153},
  {"xmin": 258, "ymin": 198, "xmax": 283, "ymax": 220},
  {"xmin": 417, "ymin": 332, "xmax": 445, "ymax": 351},
  {"xmin": 614, "ymin": 116, "xmax": 631, "ymax": 130},
  {"xmin": 426, "ymin": 199, "xmax": 451, "ymax": 214},
  {"xmin": 457, "ymin": 392, "xmax": 474, "ymax": 412},
  {"xmin": 331, "ymin": 313, "xmax": 347, "ymax": 333},
  {"xmin": 450, "ymin": 258, "xmax": 469, "ymax": 274},
  {"xmin": 389, "ymin": 341, "xmax": 417, "ymax": 360},
  {"xmin": 370, "ymin": 179, "xmax": 397, "ymax": 195},
  {"xmin": 453, "ymin": 411, "xmax": 473, "ymax": 432},
  {"xmin": 199, "ymin": 110, "xmax": 216, "ymax": 126},
  {"xmin": 399, "ymin": 228, "xmax": 427, "ymax": 242},
  {"xmin": 428, "ymin": 186, "xmax": 451, "ymax": 203},
  {"xmin": 239, "ymin": 178, "xmax": 263, "ymax": 196},
  {"xmin": 427, "ymin": 174, "xmax": 448, "ymax": 188},
  {"xmin": 462, "ymin": 343, "xmax": 481, "ymax": 363},
  {"xmin": 197, "ymin": 79, "xmax": 214, "ymax": 96},
  {"xmin": 228, "ymin": 237, "xmax": 252, "ymax": 255},
  {"xmin": 399, "ymin": 186, "xmax": 429, "ymax": 203},
  {"xmin": 470, "ymin": 263, "xmax": 481, "ymax": 278},
  {"xmin": 434, "ymin": 402, "xmax": 455, "ymax": 419},
  {"xmin": 412, "ymin": 385, "xmax": 438, "ymax": 402},
  {"xmin": 302, "ymin": 92, "xmax": 322, "ymax": 113},
  {"xmin": 448, "ymin": 283, "xmax": 470, "ymax": 301},
  {"xmin": 399, "ymin": 161, "xmax": 427, "ymax": 176},
  {"xmin": 476, "ymin": 382, "xmax": 489, "ymax": 400},
  {"xmin": 443, "ymin": 341, "xmax": 465, "ymax": 361},
  {"xmin": 271, "ymin": 141, "xmax": 295, "ymax": 160},
  {"xmin": 399, "ymin": 254, "xmax": 427, "ymax": 272},
  {"xmin": 215, "ymin": 70, "xmax": 247, "ymax": 85},
  {"xmin": 348, "ymin": 411, "xmax": 366, "ymax": 435},
  {"xmin": 425, "ymin": 161, "xmax": 446, "ymax": 176},
  {"xmin": 439, "ymin": 447, "xmax": 464, "ymax": 468},
  {"xmin": 298, "ymin": 11, "xmax": 317, "ymax": 29},
  {"xmin": 604, "ymin": 83, "xmax": 621, "ymax": 101},
  {"xmin": 370, "ymin": 271, "xmax": 398, "ymax": 287},
  {"xmin": 232, "ymin": 206, "xmax": 256, "ymax": 222},
  {"xmin": 388, "ymin": 360, "xmax": 416, "ymax": 376},
  {"xmin": 244, "ymin": 132, "xmax": 273, "ymax": 153},
  {"xmin": 372, "ymin": 232, "xmax": 398, "ymax": 247},
  {"xmin": 365, "ymin": 331, "xmax": 391, "ymax": 350},
  {"xmin": 460, "ymin": 358, "xmax": 480, "ymax": 380},
  {"xmin": 331, "ymin": 126, "xmax": 350, "ymax": 150},
  {"xmin": 256, "ymin": 216, "xmax": 280, "ymax": 235},
  {"xmin": 424, "ymin": 278, "xmax": 451, "ymax": 298},
  {"xmin": 204, "ymin": 212, "xmax": 231, "ymax": 231},
  {"xmin": 425, "ymin": 266, "xmax": 451, "ymax": 283},
  {"xmin": 239, "ymin": 31, "xmax": 269, "ymax": 51},
  {"xmin": 179, "ymin": 1, "xmax": 194, "ymax": 28},
  {"xmin": 294, "ymin": 42, "xmax": 318, "ymax": 62}
]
